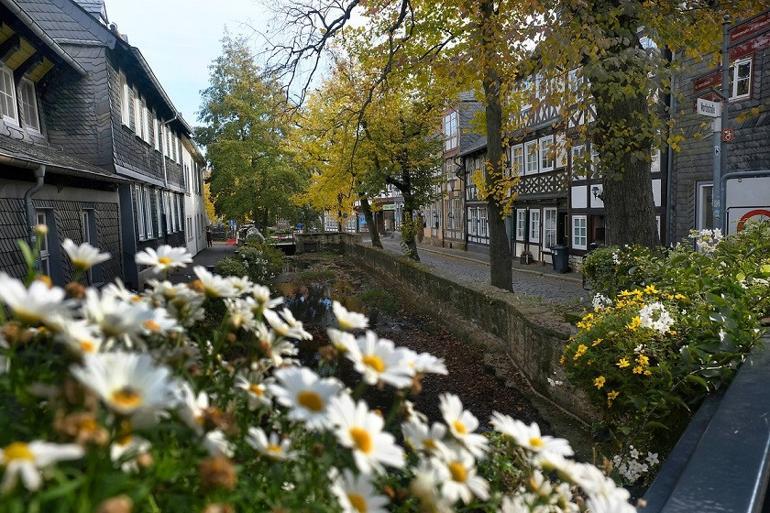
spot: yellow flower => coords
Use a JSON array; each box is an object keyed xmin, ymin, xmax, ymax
[
  {"xmin": 632, "ymin": 365, "xmax": 644, "ymax": 375},
  {"xmin": 607, "ymin": 390, "xmax": 620, "ymax": 407},
  {"xmin": 559, "ymin": 354, "xmax": 566, "ymax": 366},
  {"xmin": 576, "ymin": 313, "xmax": 595, "ymax": 330},
  {"xmin": 644, "ymin": 285, "xmax": 659, "ymax": 295},
  {"xmin": 644, "ymin": 370, "xmax": 652, "ymax": 377},
  {"xmin": 573, "ymin": 344, "xmax": 588, "ymax": 361},
  {"xmin": 674, "ymin": 293, "xmax": 687, "ymax": 301},
  {"xmin": 593, "ymin": 376, "xmax": 606, "ymax": 389},
  {"xmin": 616, "ymin": 357, "xmax": 630, "ymax": 369},
  {"xmin": 627, "ymin": 316, "xmax": 641, "ymax": 331},
  {"xmin": 591, "ymin": 338, "xmax": 603, "ymax": 347},
  {"xmin": 636, "ymin": 354, "xmax": 649, "ymax": 366}
]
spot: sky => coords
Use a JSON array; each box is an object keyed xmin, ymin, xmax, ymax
[{"xmin": 106, "ymin": 0, "xmax": 271, "ymax": 127}]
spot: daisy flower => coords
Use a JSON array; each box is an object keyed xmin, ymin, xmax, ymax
[
  {"xmin": 246, "ymin": 427, "xmax": 294, "ymax": 461},
  {"xmin": 269, "ymin": 367, "xmax": 343, "ymax": 430},
  {"xmin": 55, "ymin": 319, "xmax": 104, "ymax": 355},
  {"xmin": 327, "ymin": 328, "xmax": 359, "ymax": 354},
  {"xmin": 254, "ymin": 323, "xmax": 299, "ymax": 366},
  {"xmin": 176, "ymin": 382, "xmax": 209, "ymax": 433},
  {"xmin": 263, "ymin": 308, "xmax": 312, "ymax": 340},
  {"xmin": 329, "ymin": 467, "xmax": 389, "ymax": 513},
  {"xmin": 0, "ymin": 273, "xmax": 67, "ymax": 326},
  {"xmin": 431, "ymin": 447, "xmax": 489, "ymax": 504},
  {"xmin": 0, "ymin": 441, "xmax": 83, "ymax": 492},
  {"xmin": 402, "ymin": 419, "xmax": 447, "ymax": 454},
  {"xmin": 403, "ymin": 349, "xmax": 448, "ymax": 375},
  {"xmin": 251, "ymin": 285, "xmax": 283, "ymax": 312},
  {"xmin": 71, "ymin": 352, "xmax": 176, "ymax": 418},
  {"xmin": 490, "ymin": 412, "xmax": 573, "ymax": 457},
  {"xmin": 83, "ymin": 289, "xmax": 154, "ymax": 342},
  {"xmin": 227, "ymin": 275, "xmax": 254, "ymax": 296},
  {"xmin": 62, "ymin": 239, "xmax": 110, "ymax": 271},
  {"xmin": 143, "ymin": 308, "xmax": 180, "ymax": 335},
  {"xmin": 225, "ymin": 297, "xmax": 257, "ymax": 331},
  {"xmin": 439, "ymin": 394, "xmax": 488, "ymax": 457},
  {"xmin": 135, "ymin": 245, "xmax": 192, "ymax": 273},
  {"xmin": 110, "ymin": 434, "xmax": 151, "ymax": 473},
  {"xmin": 203, "ymin": 430, "xmax": 234, "ymax": 458},
  {"xmin": 193, "ymin": 266, "xmax": 236, "ymax": 298},
  {"xmin": 235, "ymin": 373, "xmax": 271, "ymax": 410},
  {"xmin": 327, "ymin": 393, "xmax": 404, "ymax": 474},
  {"xmin": 332, "ymin": 301, "xmax": 369, "ymax": 330},
  {"xmin": 346, "ymin": 331, "xmax": 414, "ymax": 388}
]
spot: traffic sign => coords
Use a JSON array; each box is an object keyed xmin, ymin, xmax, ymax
[
  {"xmin": 721, "ymin": 128, "xmax": 735, "ymax": 143},
  {"xmin": 697, "ymin": 98, "xmax": 721, "ymax": 118}
]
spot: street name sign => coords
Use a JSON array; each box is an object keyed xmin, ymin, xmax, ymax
[{"xmin": 697, "ymin": 98, "xmax": 721, "ymax": 117}]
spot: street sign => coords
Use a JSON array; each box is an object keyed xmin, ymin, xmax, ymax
[
  {"xmin": 697, "ymin": 98, "xmax": 721, "ymax": 117},
  {"xmin": 721, "ymin": 128, "xmax": 735, "ymax": 143}
]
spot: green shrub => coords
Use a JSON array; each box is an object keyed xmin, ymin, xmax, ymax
[
  {"xmin": 217, "ymin": 242, "xmax": 285, "ymax": 284},
  {"xmin": 358, "ymin": 288, "xmax": 400, "ymax": 316},
  {"xmin": 215, "ymin": 257, "xmax": 248, "ymax": 278}
]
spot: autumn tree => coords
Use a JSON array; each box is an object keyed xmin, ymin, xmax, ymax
[{"xmin": 197, "ymin": 35, "xmax": 307, "ymax": 228}]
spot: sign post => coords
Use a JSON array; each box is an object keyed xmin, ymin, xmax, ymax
[{"xmin": 717, "ymin": 15, "xmax": 731, "ymax": 232}]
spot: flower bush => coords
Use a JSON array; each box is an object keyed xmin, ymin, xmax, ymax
[
  {"xmin": 0, "ymin": 233, "xmax": 634, "ymax": 512},
  {"xmin": 216, "ymin": 241, "xmax": 285, "ymax": 285},
  {"xmin": 565, "ymin": 223, "xmax": 770, "ymax": 483}
]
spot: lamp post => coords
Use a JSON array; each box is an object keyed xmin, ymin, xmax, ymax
[{"xmin": 716, "ymin": 15, "xmax": 730, "ymax": 232}]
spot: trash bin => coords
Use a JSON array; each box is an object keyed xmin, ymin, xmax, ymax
[{"xmin": 551, "ymin": 245, "xmax": 570, "ymax": 273}]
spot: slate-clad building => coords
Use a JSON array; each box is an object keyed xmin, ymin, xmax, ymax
[{"xmin": 0, "ymin": 0, "xmax": 207, "ymax": 288}]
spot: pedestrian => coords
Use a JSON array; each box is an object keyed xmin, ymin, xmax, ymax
[{"xmin": 206, "ymin": 226, "xmax": 213, "ymax": 248}]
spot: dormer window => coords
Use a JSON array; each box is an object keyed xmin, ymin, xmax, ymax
[
  {"xmin": 729, "ymin": 58, "xmax": 751, "ymax": 100},
  {"xmin": 18, "ymin": 79, "xmax": 40, "ymax": 133},
  {"xmin": 0, "ymin": 64, "xmax": 19, "ymax": 125}
]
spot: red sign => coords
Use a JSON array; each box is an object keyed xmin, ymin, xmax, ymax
[
  {"xmin": 737, "ymin": 209, "xmax": 770, "ymax": 231},
  {"xmin": 721, "ymin": 128, "xmax": 735, "ymax": 143}
]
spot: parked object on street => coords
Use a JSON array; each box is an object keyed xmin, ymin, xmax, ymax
[{"xmin": 551, "ymin": 245, "xmax": 570, "ymax": 273}]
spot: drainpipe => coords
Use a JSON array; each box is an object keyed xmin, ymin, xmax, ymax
[{"xmin": 23, "ymin": 165, "xmax": 46, "ymax": 246}]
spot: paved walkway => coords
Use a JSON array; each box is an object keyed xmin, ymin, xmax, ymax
[
  {"xmin": 376, "ymin": 234, "xmax": 588, "ymax": 304},
  {"xmin": 169, "ymin": 242, "xmax": 236, "ymax": 284}
]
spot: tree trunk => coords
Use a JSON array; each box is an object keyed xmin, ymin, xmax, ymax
[
  {"xmin": 401, "ymin": 197, "xmax": 420, "ymax": 261},
  {"xmin": 480, "ymin": 0, "xmax": 512, "ymax": 291},
  {"xmin": 359, "ymin": 196, "xmax": 382, "ymax": 248}
]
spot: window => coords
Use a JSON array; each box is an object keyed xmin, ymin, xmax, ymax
[
  {"xmin": 467, "ymin": 208, "xmax": 477, "ymax": 236},
  {"xmin": 510, "ymin": 145, "xmax": 524, "ymax": 176},
  {"xmin": 135, "ymin": 185, "xmax": 146, "ymax": 240},
  {"xmin": 142, "ymin": 104, "xmax": 150, "ymax": 143},
  {"xmin": 534, "ymin": 74, "xmax": 543, "ymax": 99},
  {"xmin": 729, "ymin": 58, "xmax": 751, "ymax": 100},
  {"xmin": 529, "ymin": 209, "xmax": 541, "ymax": 243},
  {"xmin": 133, "ymin": 94, "xmax": 142, "ymax": 133},
  {"xmin": 121, "ymin": 80, "xmax": 131, "ymax": 126},
  {"xmin": 516, "ymin": 209, "xmax": 526, "ymax": 241},
  {"xmin": 19, "ymin": 80, "xmax": 40, "ymax": 132},
  {"xmin": 144, "ymin": 187, "xmax": 154, "ymax": 239},
  {"xmin": 153, "ymin": 117, "xmax": 160, "ymax": 151},
  {"xmin": 479, "ymin": 208, "xmax": 488, "ymax": 238},
  {"xmin": 555, "ymin": 133, "xmax": 567, "ymax": 168},
  {"xmin": 187, "ymin": 217, "xmax": 193, "ymax": 241},
  {"xmin": 177, "ymin": 196, "xmax": 183, "ymax": 230},
  {"xmin": 544, "ymin": 208, "xmax": 558, "ymax": 249},
  {"xmin": 154, "ymin": 189, "xmax": 162, "ymax": 235},
  {"xmin": 525, "ymin": 140, "xmax": 538, "ymax": 175},
  {"xmin": 443, "ymin": 111, "xmax": 458, "ymax": 151},
  {"xmin": 572, "ymin": 215, "xmax": 588, "ymax": 250},
  {"xmin": 539, "ymin": 136, "xmax": 554, "ymax": 172},
  {"xmin": 0, "ymin": 65, "xmax": 18, "ymax": 124},
  {"xmin": 36, "ymin": 211, "xmax": 50, "ymax": 276},
  {"xmin": 571, "ymin": 145, "xmax": 587, "ymax": 180},
  {"xmin": 696, "ymin": 182, "xmax": 714, "ymax": 230},
  {"xmin": 590, "ymin": 146, "xmax": 600, "ymax": 178}
]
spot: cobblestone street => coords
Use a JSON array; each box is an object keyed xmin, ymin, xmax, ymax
[{"xmin": 377, "ymin": 235, "xmax": 588, "ymax": 305}]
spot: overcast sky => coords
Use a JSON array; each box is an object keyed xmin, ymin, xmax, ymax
[{"xmin": 106, "ymin": 0, "xmax": 270, "ymax": 126}]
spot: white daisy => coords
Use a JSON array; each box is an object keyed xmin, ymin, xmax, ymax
[
  {"xmin": 263, "ymin": 308, "xmax": 312, "ymax": 340},
  {"xmin": 83, "ymin": 289, "xmax": 154, "ymax": 342},
  {"xmin": 269, "ymin": 367, "xmax": 343, "ymax": 430},
  {"xmin": 403, "ymin": 349, "xmax": 448, "ymax": 375},
  {"xmin": 71, "ymin": 352, "xmax": 176, "ymax": 418},
  {"xmin": 246, "ymin": 427, "xmax": 294, "ymax": 461},
  {"xmin": 193, "ymin": 266, "xmax": 236, "ymax": 298},
  {"xmin": 327, "ymin": 393, "xmax": 404, "ymax": 474},
  {"xmin": 143, "ymin": 308, "xmax": 180, "ymax": 335},
  {"xmin": 62, "ymin": 239, "xmax": 110, "ymax": 271},
  {"xmin": 329, "ymin": 467, "xmax": 389, "ymax": 513},
  {"xmin": 235, "ymin": 373, "xmax": 271, "ymax": 410},
  {"xmin": 0, "ymin": 441, "xmax": 83, "ymax": 492},
  {"xmin": 227, "ymin": 275, "xmax": 254, "ymax": 296},
  {"xmin": 439, "ymin": 394, "xmax": 488, "ymax": 457},
  {"xmin": 255, "ymin": 323, "xmax": 299, "ymax": 366},
  {"xmin": 55, "ymin": 319, "xmax": 104, "ymax": 355},
  {"xmin": 332, "ymin": 301, "xmax": 369, "ymax": 330},
  {"xmin": 225, "ymin": 297, "xmax": 257, "ymax": 331},
  {"xmin": 327, "ymin": 328, "xmax": 358, "ymax": 354},
  {"xmin": 251, "ymin": 285, "xmax": 283, "ymax": 312},
  {"xmin": 110, "ymin": 434, "xmax": 151, "ymax": 473},
  {"xmin": 135, "ymin": 245, "xmax": 193, "ymax": 274},
  {"xmin": 490, "ymin": 412, "xmax": 574, "ymax": 457},
  {"xmin": 346, "ymin": 331, "xmax": 414, "ymax": 388},
  {"xmin": 402, "ymin": 419, "xmax": 447, "ymax": 455},
  {"xmin": 431, "ymin": 447, "xmax": 489, "ymax": 504},
  {"xmin": 176, "ymin": 382, "xmax": 209, "ymax": 433},
  {"xmin": 0, "ymin": 273, "xmax": 67, "ymax": 326},
  {"xmin": 203, "ymin": 430, "xmax": 234, "ymax": 458}
]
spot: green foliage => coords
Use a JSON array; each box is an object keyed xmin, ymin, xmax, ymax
[
  {"xmin": 216, "ymin": 242, "xmax": 285, "ymax": 284},
  {"xmin": 564, "ymin": 224, "xmax": 770, "ymax": 482},
  {"xmin": 358, "ymin": 288, "xmax": 400, "ymax": 316}
]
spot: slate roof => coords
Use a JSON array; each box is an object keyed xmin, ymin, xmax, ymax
[
  {"xmin": 0, "ymin": 131, "xmax": 125, "ymax": 182},
  {"xmin": 13, "ymin": 0, "xmax": 112, "ymax": 46},
  {"xmin": 458, "ymin": 90, "xmax": 486, "ymax": 156},
  {"xmin": 72, "ymin": 0, "xmax": 103, "ymax": 19}
]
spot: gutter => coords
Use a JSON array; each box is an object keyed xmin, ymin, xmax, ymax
[{"xmin": 0, "ymin": 0, "xmax": 87, "ymax": 76}]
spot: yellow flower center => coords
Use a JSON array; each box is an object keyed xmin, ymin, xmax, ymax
[
  {"xmin": 448, "ymin": 461, "xmax": 468, "ymax": 483},
  {"xmin": 349, "ymin": 427, "xmax": 373, "ymax": 454},
  {"xmin": 452, "ymin": 420, "xmax": 467, "ymax": 435},
  {"xmin": 529, "ymin": 437, "xmax": 544, "ymax": 448},
  {"xmin": 158, "ymin": 256, "xmax": 172, "ymax": 265},
  {"xmin": 347, "ymin": 493, "xmax": 368, "ymax": 512},
  {"xmin": 296, "ymin": 390, "xmax": 324, "ymax": 412},
  {"xmin": 144, "ymin": 320, "xmax": 161, "ymax": 332},
  {"xmin": 422, "ymin": 438, "xmax": 437, "ymax": 450},
  {"xmin": 3, "ymin": 442, "xmax": 34, "ymax": 462},
  {"xmin": 248, "ymin": 384, "xmax": 264, "ymax": 396},
  {"xmin": 362, "ymin": 354, "xmax": 385, "ymax": 373},
  {"xmin": 79, "ymin": 340, "xmax": 95, "ymax": 353},
  {"xmin": 266, "ymin": 443, "xmax": 282, "ymax": 454},
  {"xmin": 111, "ymin": 387, "xmax": 143, "ymax": 410}
]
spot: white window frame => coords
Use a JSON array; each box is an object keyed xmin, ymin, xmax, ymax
[
  {"xmin": 36, "ymin": 211, "xmax": 50, "ymax": 276},
  {"xmin": 142, "ymin": 103, "xmax": 150, "ymax": 143},
  {"xmin": 144, "ymin": 187, "xmax": 154, "ymax": 239},
  {"xmin": 539, "ymin": 136, "xmax": 555, "ymax": 172},
  {"xmin": 524, "ymin": 140, "xmax": 539, "ymax": 175},
  {"xmin": 0, "ymin": 64, "xmax": 18, "ymax": 125},
  {"xmin": 510, "ymin": 144, "xmax": 524, "ymax": 176},
  {"xmin": 177, "ymin": 195, "xmax": 183, "ymax": 231},
  {"xmin": 729, "ymin": 57, "xmax": 752, "ymax": 100},
  {"xmin": 516, "ymin": 208, "xmax": 526, "ymax": 241},
  {"xmin": 590, "ymin": 146, "xmax": 600, "ymax": 178},
  {"xmin": 136, "ymin": 185, "xmax": 146, "ymax": 240},
  {"xmin": 572, "ymin": 215, "xmax": 588, "ymax": 250},
  {"xmin": 153, "ymin": 117, "xmax": 160, "ymax": 151},
  {"xmin": 571, "ymin": 145, "xmax": 587, "ymax": 180},
  {"xmin": 529, "ymin": 209, "xmax": 541, "ymax": 243},
  {"xmin": 479, "ymin": 207, "xmax": 488, "ymax": 238},
  {"xmin": 555, "ymin": 133, "xmax": 567, "ymax": 168},
  {"xmin": 696, "ymin": 182, "xmax": 714, "ymax": 230},
  {"xmin": 443, "ymin": 111, "xmax": 459, "ymax": 151},
  {"xmin": 133, "ymin": 94, "xmax": 142, "ymax": 134},
  {"xmin": 18, "ymin": 79, "xmax": 40, "ymax": 133},
  {"xmin": 543, "ymin": 208, "xmax": 558, "ymax": 250},
  {"xmin": 121, "ymin": 80, "xmax": 131, "ymax": 126}
]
